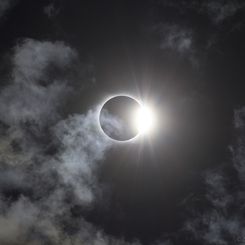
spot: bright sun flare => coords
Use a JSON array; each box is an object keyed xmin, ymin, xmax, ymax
[{"xmin": 132, "ymin": 105, "xmax": 156, "ymax": 135}]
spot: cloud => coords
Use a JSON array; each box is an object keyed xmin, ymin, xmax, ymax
[
  {"xmin": 0, "ymin": 82, "xmax": 69, "ymax": 127},
  {"xmin": 234, "ymin": 107, "xmax": 245, "ymax": 129},
  {"xmin": 153, "ymin": 23, "xmax": 199, "ymax": 66},
  {"xmin": 158, "ymin": 24, "xmax": 193, "ymax": 54},
  {"xmin": 158, "ymin": 0, "xmax": 245, "ymax": 25},
  {"xmin": 53, "ymin": 109, "xmax": 112, "ymax": 204},
  {"xmin": 0, "ymin": 38, "xmax": 144, "ymax": 244},
  {"xmin": 12, "ymin": 39, "xmax": 77, "ymax": 83},
  {"xmin": 184, "ymin": 106, "xmax": 245, "ymax": 244},
  {"xmin": 0, "ymin": 39, "xmax": 76, "ymax": 127},
  {"xmin": 204, "ymin": 0, "xmax": 245, "ymax": 24},
  {"xmin": 44, "ymin": 2, "xmax": 60, "ymax": 18},
  {"xmin": 185, "ymin": 211, "xmax": 243, "ymax": 245},
  {"xmin": 99, "ymin": 108, "xmax": 125, "ymax": 140},
  {"xmin": 0, "ymin": 0, "xmax": 17, "ymax": 19},
  {"xmin": 231, "ymin": 108, "xmax": 245, "ymax": 184},
  {"xmin": 0, "ymin": 197, "xmax": 39, "ymax": 244},
  {"xmin": 205, "ymin": 170, "xmax": 233, "ymax": 209},
  {"xmin": 152, "ymin": 0, "xmax": 245, "ymax": 68},
  {"xmin": 0, "ymin": 94, "xmax": 140, "ymax": 244}
]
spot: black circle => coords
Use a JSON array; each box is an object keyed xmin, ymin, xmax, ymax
[{"xmin": 99, "ymin": 96, "xmax": 141, "ymax": 141}]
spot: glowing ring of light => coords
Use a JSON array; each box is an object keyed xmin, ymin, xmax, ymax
[{"xmin": 98, "ymin": 94, "xmax": 156, "ymax": 143}]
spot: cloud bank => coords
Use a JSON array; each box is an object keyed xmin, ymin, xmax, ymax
[{"xmin": 0, "ymin": 38, "xmax": 144, "ymax": 244}]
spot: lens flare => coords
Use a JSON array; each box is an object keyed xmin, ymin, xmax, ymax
[
  {"xmin": 132, "ymin": 105, "xmax": 156, "ymax": 135},
  {"xmin": 98, "ymin": 94, "xmax": 157, "ymax": 142}
]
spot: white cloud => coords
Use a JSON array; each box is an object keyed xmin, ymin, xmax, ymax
[
  {"xmin": 0, "ymin": 37, "xmax": 141, "ymax": 243},
  {"xmin": 158, "ymin": 24, "xmax": 193, "ymax": 54},
  {"xmin": 54, "ymin": 108, "xmax": 112, "ymax": 204},
  {"xmin": 13, "ymin": 39, "xmax": 77, "ymax": 83},
  {"xmin": 99, "ymin": 108, "xmax": 125, "ymax": 140},
  {"xmin": 153, "ymin": 23, "xmax": 199, "ymax": 67},
  {"xmin": 204, "ymin": 1, "xmax": 245, "ymax": 24},
  {"xmin": 0, "ymin": 197, "xmax": 39, "ymax": 244},
  {"xmin": 0, "ymin": 39, "xmax": 76, "ymax": 127}
]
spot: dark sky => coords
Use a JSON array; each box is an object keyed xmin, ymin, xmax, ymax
[{"xmin": 0, "ymin": 0, "xmax": 245, "ymax": 244}]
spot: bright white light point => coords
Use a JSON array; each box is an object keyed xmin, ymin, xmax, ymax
[{"xmin": 133, "ymin": 105, "xmax": 156, "ymax": 135}]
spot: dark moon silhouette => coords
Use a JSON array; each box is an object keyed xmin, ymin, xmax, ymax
[{"xmin": 99, "ymin": 96, "xmax": 141, "ymax": 141}]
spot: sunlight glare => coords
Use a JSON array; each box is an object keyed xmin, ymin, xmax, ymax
[{"xmin": 133, "ymin": 105, "xmax": 156, "ymax": 135}]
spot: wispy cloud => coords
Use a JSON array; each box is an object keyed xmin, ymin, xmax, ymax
[
  {"xmin": 157, "ymin": 24, "xmax": 193, "ymax": 54},
  {"xmin": 158, "ymin": 0, "xmax": 245, "ymax": 25},
  {"xmin": 44, "ymin": 2, "xmax": 60, "ymax": 18},
  {"xmin": 204, "ymin": 0, "xmax": 245, "ymax": 24},
  {"xmin": 0, "ymin": 38, "xmax": 143, "ymax": 244},
  {"xmin": 54, "ymin": 109, "xmax": 112, "ymax": 204},
  {"xmin": 0, "ymin": 39, "xmax": 76, "ymax": 127},
  {"xmin": 0, "ymin": 0, "xmax": 17, "ymax": 19},
  {"xmin": 152, "ymin": 23, "xmax": 199, "ymax": 67},
  {"xmin": 184, "ymin": 106, "xmax": 245, "ymax": 244}
]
